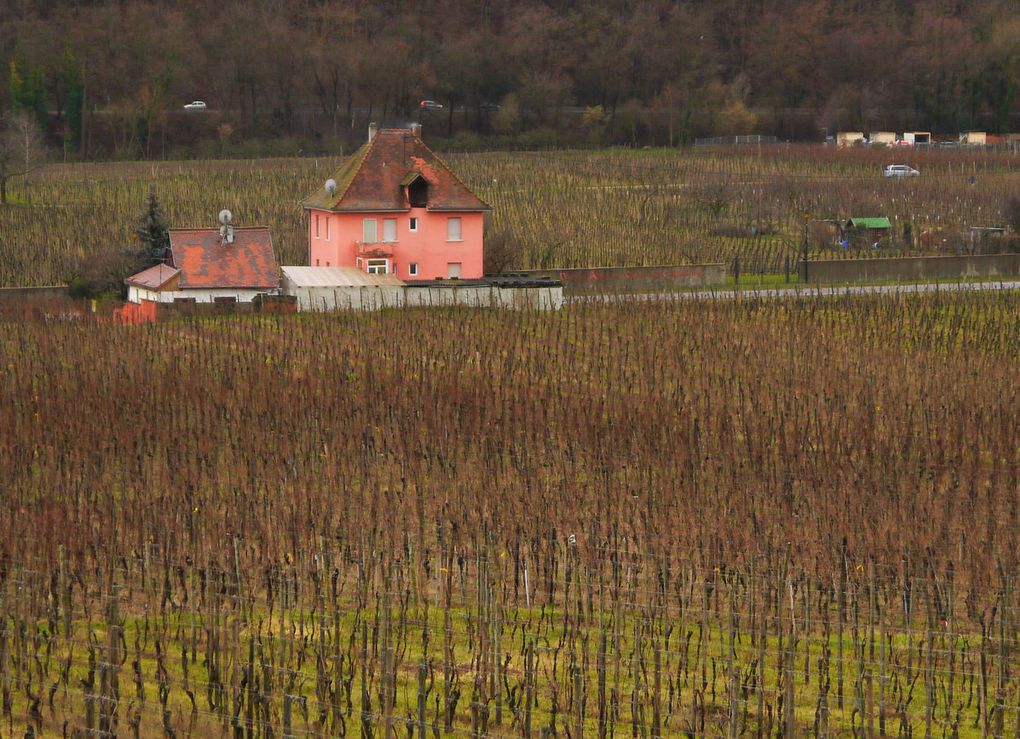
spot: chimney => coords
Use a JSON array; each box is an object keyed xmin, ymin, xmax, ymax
[
  {"xmin": 368, "ymin": 122, "xmax": 378, "ymax": 143},
  {"xmin": 410, "ymin": 122, "xmax": 422, "ymax": 138}
]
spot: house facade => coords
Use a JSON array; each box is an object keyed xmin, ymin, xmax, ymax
[
  {"xmin": 125, "ymin": 227, "xmax": 279, "ymax": 303},
  {"xmin": 302, "ymin": 125, "xmax": 490, "ymax": 280}
]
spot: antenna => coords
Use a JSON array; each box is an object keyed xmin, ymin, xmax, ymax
[
  {"xmin": 218, "ymin": 209, "xmax": 234, "ymax": 244},
  {"xmin": 325, "ymin": 179, "xmax": 337, "ymax": 196}
]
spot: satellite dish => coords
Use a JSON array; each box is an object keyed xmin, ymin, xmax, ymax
[
  {"xmin": 325, "ymin": 179, "xmax": 337, "ymax": 195},
  {"xmin": 218, "ymin": 209, "xmax": 233, "ymax": 225}
]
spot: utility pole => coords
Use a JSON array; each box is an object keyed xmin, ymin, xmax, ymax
[{"xmin": 802, "ymin": 213, "xmax": 810, "ymax": 283}]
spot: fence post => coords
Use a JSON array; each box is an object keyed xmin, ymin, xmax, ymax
[
  {"xmin": 785, "ymin": 255, "xmax": 790, "ymax": 284},
  {"xmin": 802, "ymin": 220, "xmax": 810, "ymax": 283},
  {"xmin": 733, "ymin": 255, "xmax": 740, "ymax": 286}
]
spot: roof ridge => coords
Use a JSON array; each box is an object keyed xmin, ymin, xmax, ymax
[
  {"xmin": 170, "ymin": 225, "xmax": 272, "ymax": 232},
  {"xmin": 333, "ymin": 137, "xmax": 376, "ymax": 206},
  {"xmin": 301, "ymin": 138, "xmax": 375, "ymax": 211},
  {"xmin": 418, "ymin": 136, "xmax": 492, "ymax": 211}
]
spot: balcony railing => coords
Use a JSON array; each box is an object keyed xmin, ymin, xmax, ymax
[{"xmin": 354, "ymin": 240, "xmax": 395, "ymax": 258}]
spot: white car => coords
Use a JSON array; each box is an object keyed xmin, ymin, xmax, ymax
[
  {"xmin": 884, "ymin": 164, "xmax": 919, "ymax": 177},
  {"xmin": 183, "ymin": 100, "xmax": 208, "ymax": 111}
]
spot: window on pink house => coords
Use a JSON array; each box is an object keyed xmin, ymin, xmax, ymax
[
  {"xmin": 314, "ymin": 214, "xmax": 320, "ymax": 238},
  {"xmin": 409, "ymin": 263, "xmax": 419, "ymax": 277},
  {"xmin": 447, "ymin": 217, "xmax": 462, "ymax": 242},
  {"xmin": 409, "ymin": 217, "xmax": 418, "ymax": 232},
  {"xmin": 325, "ymin": 217, "xmax": 330, "ymax": 241},
  {"xmin": 382, "ymin": 218, "xmax": 397, "ymax": 242},
  {"xmin": 363, "ymin": 219, "xmax": 378, "ymax": 243}
]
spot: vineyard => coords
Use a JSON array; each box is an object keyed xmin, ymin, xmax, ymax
[
  {"xmin": 2, "ymin": 145, "xmax": 1019, "ymax": 287},
  {"xmin": 1, "ymin": 292, "xmax": 1019, "ymax": 736}
]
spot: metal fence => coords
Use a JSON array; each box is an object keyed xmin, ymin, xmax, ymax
[{"xmin": 694, "ymin": 134, "xmax": 780, "ymax": 147}]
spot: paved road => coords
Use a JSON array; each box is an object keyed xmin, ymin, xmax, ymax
[{"xmin": 567, "ymin": 280, "xmax": 1020, "ymax": 304}]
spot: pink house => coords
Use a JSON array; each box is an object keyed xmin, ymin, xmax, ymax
[{"xmin": 302, "ymin": 125, "xmax": 490, "ymax": 280}]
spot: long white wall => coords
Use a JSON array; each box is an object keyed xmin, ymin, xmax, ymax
[
  {"xmin": 282, "ymin": 284, "xmax": 563, "ymax": 312},
  {"xmin": 404, "ymin": 286, "xmax": 563, "ymax": 310}
]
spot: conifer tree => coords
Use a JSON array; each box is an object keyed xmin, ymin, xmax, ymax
[
  {"xmin": 9, "ymin": 60, "xmax": 48, "ymax": 132},
  {"xmin": 135, "ymin": 192, "xmax": 170, "ymax": 263},
  {"xmin": 8, "ymin": 61, "xmax": 23, "ymax": 113}
]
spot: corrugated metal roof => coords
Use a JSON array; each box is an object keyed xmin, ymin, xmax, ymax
[{"xmin": 281, "ymin": 266, "xmax": 404, "ymax": 287}]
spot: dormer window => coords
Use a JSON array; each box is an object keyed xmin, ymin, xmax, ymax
[{"xmin": 406, "ymin": 175, "xmax": 428, "ymax": 208}]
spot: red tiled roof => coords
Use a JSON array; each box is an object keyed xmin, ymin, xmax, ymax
[
  {"xmin": 302, "ymin": 128, "xmax": 490, "ymax": 213},
  {"xmin": 125, "ymin": 263, "xmax": 181, "ymax": 289},
  {"xmin": 166, "ymin": 227, "xmax": 280, "ymax": 289}
]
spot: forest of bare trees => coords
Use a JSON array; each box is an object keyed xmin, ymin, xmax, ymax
[{"xmin": 3, "ymin": 0, "xmax": 1020, "ymax": 156}]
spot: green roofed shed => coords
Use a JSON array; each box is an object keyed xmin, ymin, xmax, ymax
[{"xmin": 846, "ymin": 217, "xmax": 892, "ymax": 230}]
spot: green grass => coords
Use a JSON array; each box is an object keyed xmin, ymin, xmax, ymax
[{"xmin": 5, "ymin": 598, "xmax": 1007, "ymax": 738}]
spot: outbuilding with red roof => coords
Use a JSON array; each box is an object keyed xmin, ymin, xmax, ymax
[{"xmin": 125, "ymin": 226, "xmax": 279, "ymax": 304}]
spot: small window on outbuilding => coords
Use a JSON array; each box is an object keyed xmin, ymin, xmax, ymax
[{"xmin": 407, "ymin": 176, "xmax": 428, "ymax": 208}]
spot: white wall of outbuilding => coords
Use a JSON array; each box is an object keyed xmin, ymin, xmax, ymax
[{"xmin": 127, "ymin": 286, "xmax": 269, "ymax": 304}]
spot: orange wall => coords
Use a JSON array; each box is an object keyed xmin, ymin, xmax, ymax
[{"xmin": 308, "ymin": 208, "xmax": 484, "ymax": 279}]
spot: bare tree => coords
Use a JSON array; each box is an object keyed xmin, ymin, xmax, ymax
[
  {"xmin": 482, "ymin": 225, "xmax": 521, "ymax": 275},
  {"xmin": 0, "ymin": 113, "xmax": 46, "ymax": 205}
]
